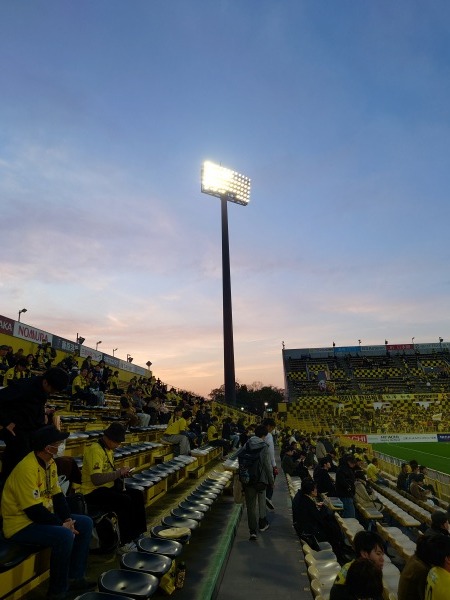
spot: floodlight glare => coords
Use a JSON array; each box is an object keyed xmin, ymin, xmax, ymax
[
  {"xmin": 201, "ymin": 161, "xmax": 251, "ymax": 206},
  {"xmin": 200, "ymin": 160, "xmax": 251, "ymax": 406}
]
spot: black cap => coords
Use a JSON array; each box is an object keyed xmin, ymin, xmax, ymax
[
  {"xmin": 104, "ymin": 422, "xmax": 126, "ymax": 443},
  {"xmin": 32, "ymin": 425, "xmax": 69, "ymax": 451}
]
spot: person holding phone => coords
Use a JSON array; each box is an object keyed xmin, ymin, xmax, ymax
[{"xmin": 80, "ymin": 422, "xmax": 147, "ymax": 554}]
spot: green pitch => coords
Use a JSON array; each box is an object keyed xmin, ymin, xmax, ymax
[{"xmin": 373, "ymin": 442, "xmax": 450, "ymax": 476}]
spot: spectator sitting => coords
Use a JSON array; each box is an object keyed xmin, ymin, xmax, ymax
[
  {"xmin": 3, "ymin": 357, "xmax": 29, "ymax": 386},
  {"xmin": 80, "ymin": 423, "xmax": 147, "ymax": 554},
  {"xmin": 119, "ymin": 396, "xmax": 139, "ymax": 427},
  {"xmin": 425, "ymin": 535, "xmax": 450, "ymax": 599},
  {"xmin": 130, "ymin": 388, "xmax": 150, "ymax": 427},
  {"xmin": 330, "ymin": 530, "xmax": 385, "ymax": 599},
  {"xmin": 366, "ymin": 457, "xmax": 388, "ymax": 485},
  {"xmin": 292, "ymin": 478, "xmax": 348, "ymax": 563},
  {"xmin": 354, "ymin": 470, "xmax": 384, "ymax": 514},
  {"xmin": 397, "ymin": 462, "xmax": 409, "ymax": 491},
  {"xmin": 71, "ymin": 367, "xmax": 98, "ymax": 406},
  {"xmin": 406, "ymin": 460, "xmax": 420, "ymax": 491},
  {"xmin": 282, "ymin": 447, "xmax": 309, "ymax": 479},
  {"xmin": 315, "ymin": 437, "xmax": 327, "ymax": 461},
  {"xmin": 425, "ymin": 511, "xmax": 450, "ymax": 539},
  {"xmin": 221, "ymin": 416, "xmax": 240, "ymax": 449},
  {"xmin": 419, "ymin": 465, "xmax": 437, "ymax": 496},
  {"xmin": 108, "ymin": 370, "xmax": 121, "ymax": 395},
  {"xmin": 207, "ymin": 416, "xmax": 231, "ymax": 457},
  {"xmin": 1, "ymin": 425, "xmax": 94, "ymax": 600},
  {"xmin": 398, "ymin": 534, "xmax": 437, "ymax": 600},
  {"xmin": 161, "ymin": 406, "xmax": 191, "ymax": 456},
  {"xmin": 313, "ymin": 456, "xmax": 337, "ymax": 496},
  {"xmin": 410, "ymin": 473, "xmax": 436, "ymax": 506},
  {"xmin": 0, "ymin": 344, "xmax": 11, "ymax": 375},
  {"xmin": 342, "ymin": 558, "xmax": 384, "ymax": 600}
]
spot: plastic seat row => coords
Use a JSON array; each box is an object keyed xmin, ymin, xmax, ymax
[
  {"xmin": 372, "ymin": 491, "xmax": 421, "ymax": 528},
  {"xmin": 74, "ymin": 469, "xmax": 233, "ymax": 599}
]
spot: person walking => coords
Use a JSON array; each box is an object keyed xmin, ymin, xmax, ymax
[{"xmin": 236, "ymin": 424, "xmax": 274, "ymax": 541}]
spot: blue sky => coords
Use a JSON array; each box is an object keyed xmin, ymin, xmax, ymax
[{"xmin": 1, "ymin": 1, "xmax": 449, "ymax": 396}]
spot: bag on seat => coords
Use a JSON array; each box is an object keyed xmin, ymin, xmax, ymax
[{"xmin": 90, "ymin": 511, "xmax": 120, "ymax": 554}]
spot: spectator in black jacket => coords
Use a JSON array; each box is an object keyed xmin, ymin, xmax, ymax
[
  {"xmin": 0, "ymin": 368, "xmax": 69, "ymax": 479},
  {"xmin": 314, "ymin": 456, "xmax": 337, "ymax": 497},
  {"xmin": 335, "ymin": 454, "xmax": 357, "ymax": 518},
  {"xmin": 397, "ymin": 462, "xmax": 409, "ymax": 491},
  {"xmin": 292, "ymin": 478, "xmax": 348, "ymax": 562}
]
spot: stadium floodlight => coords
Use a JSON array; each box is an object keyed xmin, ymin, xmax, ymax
[
  {"xmin": 201, "ymin": 160, "xmax": 251, "ymax": 406},
  {"xmin": 76, "ymin": 334, "xmax": 85, "ymax": 345},
  {"xmin": 96, "ymin": 340, "xmax": 102, "ymax": 350},
  {"xmin": 201, "ymin": 161, "xmax": 251, "ymax": 206},
  {"xmin": 113, "ymin": 348, "xmax": 118, "ymax": 357},
  {"xmin": 412, "ymin": 337, "xmax": 415, "ymax": 344},
  {"xmin": 18, "ymin": 308, "xmax": 27, "ymax": 322}
]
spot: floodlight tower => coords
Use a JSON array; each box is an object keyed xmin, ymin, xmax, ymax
[{"xmin": 201, "ymin": 161, "xmax": 251, "ymax": 406}]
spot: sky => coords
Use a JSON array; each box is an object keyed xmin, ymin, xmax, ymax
[{"xmin": 1, "ymin": 1, "xmax": 450, "ymax": 397}]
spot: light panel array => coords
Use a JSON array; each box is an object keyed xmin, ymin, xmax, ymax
[{"xmin": 201, "ymin": 161, "xmax": 251, "ymax": 206}]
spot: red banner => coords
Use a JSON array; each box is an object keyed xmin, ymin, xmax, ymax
[{"xmin": 0, "ymin": 315, "xmax": 14, "ymax": 336}]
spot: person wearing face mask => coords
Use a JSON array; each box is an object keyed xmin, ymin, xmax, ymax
[{"xmin": 1, "ymin": 425, "xmax": 94, "ymax": 600}]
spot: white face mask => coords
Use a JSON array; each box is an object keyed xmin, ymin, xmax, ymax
[{"xmin": 46, "ymin": 442, "xmax": 64, "ymax": 458}]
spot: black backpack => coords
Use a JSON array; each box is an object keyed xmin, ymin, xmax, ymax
[
  {"xmin": 238, "ymin": 443, "xmax": 266, "ymax": 490},
  {"xmin": 90, "ymin": 511, "xmax": 120, "ymax": 554}
]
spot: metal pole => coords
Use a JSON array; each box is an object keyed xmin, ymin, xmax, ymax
[{"xmin": 221, "ymin": 196, "xmax": 236, "ymax": 405}]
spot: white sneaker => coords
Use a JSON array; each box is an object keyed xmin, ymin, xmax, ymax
[{"xmin": 117, "ymin": 541, "xmax": 137, "ymax": 554}]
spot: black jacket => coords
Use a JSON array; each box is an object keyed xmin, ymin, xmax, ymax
[
  {"xmin": 335, "ymin": 463, "xmax": 356, "ymax": 498},
  {"xmin": 0, "ymin": 376, "xmax": 47, "ymax": 431}
]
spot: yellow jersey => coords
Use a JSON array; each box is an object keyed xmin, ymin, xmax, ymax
[
  {"xmin": 1, "ymin": 452, "xmax": 61, "ymax": 538},
  {"xmin": 165, "ymin": 417, "xmax": 186, "ymax": 435},
  {"xmin": 426, "ymin": 566, "xmax": 450, "ymax": 600},
  {"xmin": 80, "ymin": 441, "xmax": 115, "ymax": 495}
]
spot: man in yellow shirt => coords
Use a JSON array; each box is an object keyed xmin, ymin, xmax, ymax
[
  {"xmin": 425, "ymin": 535, "xmax": 450, "ymax": 600},
  {"xmin": 2, "ymin": 357, "xmax": 28, "ymax": 386},
  {"xmin": 1, "ymin": 425, "xmax": 94, "ymax": 600},
  {"xmin": 366, "ymin": 457, "xmax": 388, "ymax": 485},
  {"xmin": 80, "ymin": 422, "xmax": 147, "ymax": 553},
  {"xmin": 161, "ymin": 406, "xmax": 190, "ymax": 455},
  {"xmin": 207, "ymin": 416, "xmax": 231, "ymax": 457}
]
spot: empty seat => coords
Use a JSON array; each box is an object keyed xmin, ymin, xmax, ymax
[
  {"xmin": 74, "ymin": 593, "xmax": 134, "ymax": 600},
  {"xmin": 185, "ymin": 494, "xmax": 214, "ymax": 506},
  {"xmin": 120, "ymin": 551, "xmax": 172, "ymax": 577},
  {"xmin": 171, "ymin": 507, "xmax": 204, "ymax": 521},
  {"xmin": 162, "ymin": 516, "xmax": 199, "ymax": 530},
  {"xmin": 179, "ymin": 500, "xmax": 209, "ymax": 513},
  {"xmin": 137, "ymin": 537, "xmax": 183, "ymax": 559},
  {"xmin": 98, "ymin": 569, "xmax": 159, "ymax": 599}
]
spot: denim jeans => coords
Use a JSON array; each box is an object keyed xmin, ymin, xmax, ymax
[
  {"xmin": 341, "ymin": 497, "xmax": 356, "ymax": 518},
  {"xmin": 11, "ymin": 514, "xmax": 93, "ymax": 595}
]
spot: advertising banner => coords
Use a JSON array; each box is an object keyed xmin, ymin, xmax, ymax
[
  {"xmin": 14, "ymin": 322, "xmax": 52, "ymax": 345},
  {"xmin": 52, "ymin": 335, "xmax": 79, "ymax": 354},
  {"xmin": 367, "ymin": 433, "xmax": 438, "ymax": 443},
  {"xmin": 79, "ymin": 346, "xmax": 103, "ymax": 362},
  {"xmin": 437, "ymin": 434, "xmax": 450, "ymax": 443},
  {"xmin": 0, "ymin": 315, "xmax": 14, "ymax": 336}
]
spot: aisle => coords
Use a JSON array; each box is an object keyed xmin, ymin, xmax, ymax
[{"xmin": 216, "ymin": 461, "xmax": 312, "ymax": 600}]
